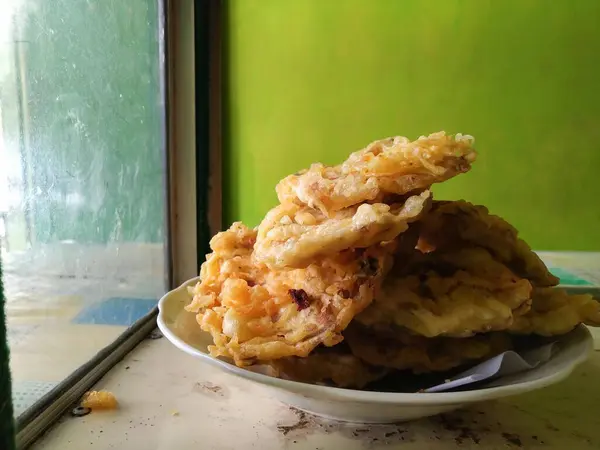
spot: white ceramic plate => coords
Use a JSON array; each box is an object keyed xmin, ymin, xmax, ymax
[{"xmin": 157, "ymin": 277, "xmax": 593, "ymax": 423}]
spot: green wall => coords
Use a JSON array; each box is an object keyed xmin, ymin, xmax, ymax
[{"xmin": 224, "ymin": 0, "xmax": 600, "ymax": 251}]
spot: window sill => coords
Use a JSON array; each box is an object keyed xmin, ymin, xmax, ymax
[{"xmin": 27, "ymin": 326, "xmax": 600, "ymax": 450}]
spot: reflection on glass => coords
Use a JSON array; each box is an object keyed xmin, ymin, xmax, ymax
[{"xmin": 0, "ymin": 0, "xmax": 166, "ymax": 416}]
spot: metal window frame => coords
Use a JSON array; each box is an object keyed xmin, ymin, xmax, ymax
[{"xmin": 14, "ymin": 1, "xmax": 222, "ymax": 447}]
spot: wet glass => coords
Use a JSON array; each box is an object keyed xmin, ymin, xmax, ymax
[{"xmin": 0, "ymin": 0, "xmax": 167, "ymax": 416}]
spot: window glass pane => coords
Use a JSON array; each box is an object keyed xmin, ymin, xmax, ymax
[{"xmin": 0, "ymin": 0, "xmax": 166, "ymax": 416}]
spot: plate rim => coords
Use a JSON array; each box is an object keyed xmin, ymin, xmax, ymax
[{"xmin": 157, "ymin": 276, "xmax": 593, "ymax": 406}]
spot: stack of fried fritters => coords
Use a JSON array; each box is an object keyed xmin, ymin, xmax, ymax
[{"xmin": 185, "ymin": 132, "xmax": 600, "ymax": 389}]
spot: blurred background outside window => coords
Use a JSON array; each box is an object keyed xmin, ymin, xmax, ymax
[{"xmin": 0, "ymin": 0, "xmax": 167, "ymax": 416}]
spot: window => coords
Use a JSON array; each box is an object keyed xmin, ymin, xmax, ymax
[{"xmin": 0, "ymin": 0, "xmax": 169, "ymax": 419}]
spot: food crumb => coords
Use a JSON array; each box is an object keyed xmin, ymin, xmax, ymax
[
  {"xmin": 81, "ymin": 390, "xmax": 118, "ymax": 410},
  {"xmin": 171, "ymin": 410, "xmax": 180, "ymax": 416}
]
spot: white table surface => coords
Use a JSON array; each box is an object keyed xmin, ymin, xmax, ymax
[{"xmin": 32, "ymin": 253, "xmax": 600, "ymax": 450}]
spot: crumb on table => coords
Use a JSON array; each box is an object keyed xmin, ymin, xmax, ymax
[{"xmin": 81, "ymin": 390, "xmax": 119, "ymax": 410}]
